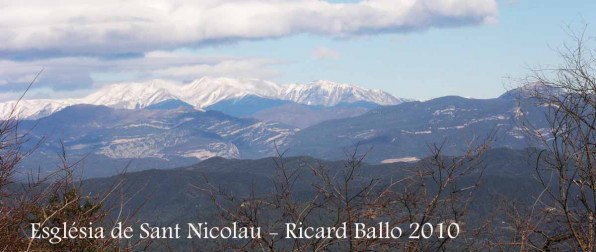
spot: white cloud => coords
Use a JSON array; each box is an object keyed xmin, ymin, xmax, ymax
[
  {"xmin": 152, "ymin": 59, "xmax": 281, "ymax": 80},
  {"xmin": 0, "ymin": 0, "xmax": 498, "ymax": 99},
  {"xmin": 0, "ymin": 0, "xmax": 498, "ymax": 58},
  {"xmin": 312, "ymin": 47, "xmax": 339, "ymax": 59},
  {"xmin": 0, "ymin": 51, "xmax": 283, "ymax": 93},
  {"xmin": 0, "ymin": 88, "xmax": 90, "ymax": 102}
]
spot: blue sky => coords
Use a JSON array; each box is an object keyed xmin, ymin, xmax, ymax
[
  {"xmin": 0, "ymin": 0, "xmax": 594, "ymax": 101},
  {"xmin": 194, "ymin": 0, "xmax": 596, "ymax": 100}
]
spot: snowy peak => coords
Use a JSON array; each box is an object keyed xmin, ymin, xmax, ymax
[
  {"xmin": 0, "ymin": 77, "xmax": 405, "ymax": 119},
  {"xmin": 180, "ymin": 77, "xmax": 281, "ymax": 107},
  {"xmin": 281, "ymin": 80, "xmax": 403, "ymax": 106},
  {"xmin": 499, "ymin": 82, "xmax": 565, "ymax": 100},
  {"xmin": 88, "ymin": 77, "xmax": 403, "ymax": 108},
  {"xmin": 83, "ymin": 80, "xmax": 179, "ymax": 109},
  {"xmin": 0, "ymin": 99, "xmax": 77, "ymax": 120}
]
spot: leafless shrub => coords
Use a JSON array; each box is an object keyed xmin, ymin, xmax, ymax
[
  {"xmin": 0, "ymin": 73, "xmax": 143, "ymax": 251},
  {"xmin": 198, "ymin": 139, "xmax": 491, "ymax": 251},
  {"xmin": 505, "ymin": 26, "xmax": 596, "ymax": 251}
]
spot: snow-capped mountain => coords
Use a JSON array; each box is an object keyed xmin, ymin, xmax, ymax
[
  {"xmin": 280, "ymin": 80, "xmax": 402, "ymax": 106},
  {"xmin": 0, "ymin": 77, "xmax": 405, "ymax": 119},
  {"xmin": 0, "ymin": 99, "xmax": 77, "ymax": 120},
  {"xmin": 83, "ymin": 79, "xmax": 179, "ymax": 109},
  {"xmin": 179, "ymin": 77, "xmax": 281, "ymax": 107}
]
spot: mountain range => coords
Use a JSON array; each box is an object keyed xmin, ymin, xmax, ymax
[
  {"xmin": 282, "ymin": 92, "xmax": 550, "ymax": 163},
  {"xmin": 0, "ymin": 77, "xmax": 405, "ymax": 120},
  {"xmin": 5, "ymin": 78, "xmax": 556, "ymax": 178}
]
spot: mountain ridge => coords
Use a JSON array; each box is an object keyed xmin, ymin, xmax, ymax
[
  {"xmin": 0, "ymin": 77, "xmax": 406, "ymax": 119},
  {"xmin": 283, "ymin": 91, "xmax": 551, "ymax": 162},
  {"xmin": 17, "ymin": 104, "xmax": 298, "ymax": 176}
]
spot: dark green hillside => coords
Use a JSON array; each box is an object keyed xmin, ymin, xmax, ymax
[{"xmin": 77, "ymin": 147, "xmax": 545, "ymax": 249}]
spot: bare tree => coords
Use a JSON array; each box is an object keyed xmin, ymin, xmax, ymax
[
  {"xmin": 0, "ymin": 74, "xmax": 144, "ymax": 251},
  {"xmin": 198, "ymin": 140, "xmax": 491, "ymax": 251},
  {"xmin": 508, "ymin": 27, "xmax": 596, "ymax": 251}
]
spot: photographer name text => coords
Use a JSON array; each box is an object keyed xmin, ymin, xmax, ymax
[{"xmin": 31, "ymin": 221, "xmax": 460, "ymax": 244}]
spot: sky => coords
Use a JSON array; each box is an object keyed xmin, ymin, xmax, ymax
[{"xmin": 0, "ymin": 0, "xmax": 595, "ymax": 101}]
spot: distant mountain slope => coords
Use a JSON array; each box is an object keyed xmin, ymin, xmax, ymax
[
  {"xmin": 146, "ymin": 99, "xmax": 194, "ymax": 110},
  {"xmin": 205, "ymin": 95, "xmax": 292, "ymax": 118},
  {"xmin": 205, "ymin": 95, "xmax": 378, "ymax": 128},
  {"xmin": 284, "ymin": 93, "xmax": 550, "ymax": 163},
  {"xmin": 17, "ymin": 104, "xmax": 297, "ymax": 176},
  {"xmin": 251, "ymin": 101, "xmax": 377, "ymax": 128},
  {"xmin": 0, "ymin": 77, "xmax": 405, "ymax": 119}
]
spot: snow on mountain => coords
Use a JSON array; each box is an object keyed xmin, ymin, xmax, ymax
[
  {"xmin": 0, "ymin": 77, "xmax": 404, "ymax": 119},
  {"xmin": 179, "ymin": 77, "xmax": 281, "ymax": 107},
  {"xmin": 499, "ymin": 82, "xmax": 565, "ymax": 100},
  {"xmin": 0, "ymin": 99, "xmax": 77, "ymax": 120},
  {"xmin": 281, "ymin": 80, "xmax": 404, "ymax": 106},
  {"xmin": 22, "ymin": 105, "xmax": 297, "ymax": 161},
  {"xmin": 83, "ymin": 79, "xmax": 179, "ymax": 109}
]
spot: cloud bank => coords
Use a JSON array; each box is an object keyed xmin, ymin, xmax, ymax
[
  {"xmin": 0, "ymin": 0, "xmax": 498, "ymax": 58},
  {"xmin": 0, "ymin": 0, "xmax": 498, "ymax": 99},
  {"xmin": 0, "ymin": 51, "xmax": 282, "ymax": 92}
]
